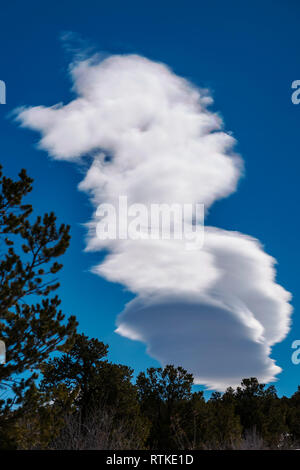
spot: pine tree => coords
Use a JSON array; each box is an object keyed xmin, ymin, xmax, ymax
[
  {"xmin": 137, "ymin": 365, "xmax": 193, "ymax": 449},
  {"xmin": 0, "ymin": 166, "xmax": 77, "ymax": 448},
  {"xmin": 41, "ymin": 333, "xmax": 150, "ymax": 449}
]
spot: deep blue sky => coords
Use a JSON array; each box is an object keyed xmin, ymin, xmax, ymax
[{"xmin": 0, "ymin": 0, "xmax": 300, "ymax": 396}]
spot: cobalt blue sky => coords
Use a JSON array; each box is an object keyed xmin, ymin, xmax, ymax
[{"xmin": 0, "ymin": 0, "xmax": 300, "ymax": 396}]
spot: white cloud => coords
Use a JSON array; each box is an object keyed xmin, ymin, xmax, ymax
[{"xmin": 16, "ymin": 53, "xmax": 292, "ymax": 390}]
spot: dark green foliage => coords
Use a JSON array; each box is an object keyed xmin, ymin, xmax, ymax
[
  {"xmin": 40, "ymin": 333, "xmax": 137, "ymax": 415},
  {"xmin": 285, "ymin": 386, "xmax": 300, "ymax": 442},
  {"xmin": 41, "ymin": 333, "xmax": 150, "ymax": 448},
  {"xmin": 0, "ymin": 166, "xmax": 77, "ymax": 448},
  {"xmin": 234, "ymin": 378, "xmax": 287, "ymax": 445},
  {"xmin": 137, "ymin": 365, "xmax": 194, "ymax": 449},
  {"xmin": 1, "ymin": 166, "xmax": 300, "ymax": 450}
]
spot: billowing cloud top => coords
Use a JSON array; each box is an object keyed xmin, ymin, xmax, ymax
[{"xmin": 17, "ymin": 54, "xmax": 292, "ymax": 390}]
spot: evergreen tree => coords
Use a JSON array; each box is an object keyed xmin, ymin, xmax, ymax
[
  {"xmin": 41, "ymin": 333, "xmax": 150, "ymax": 448},
  {"xmin": 286, "ymin": 386, "xmax": 300, "ymax": 445},
  {"xmin": 0, "ymin": 166, "xmax": 77, "ymax": 448},
  {"xmin": 206, "ymin": 390, "xmax": 242, "ymax": 448},
  {"xmin": 136, "ymin": 365, "xmax": 193, "ymax": 449}
]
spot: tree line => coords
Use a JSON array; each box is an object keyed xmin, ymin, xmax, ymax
[{"xmin": 0, "ymin": 166, "xmax": 299, "ymax": 450}]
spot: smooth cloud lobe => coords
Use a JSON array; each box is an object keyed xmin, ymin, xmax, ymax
[{"xmin": 17, "ymin": 54, "xmax": 292, "ymax": 390}]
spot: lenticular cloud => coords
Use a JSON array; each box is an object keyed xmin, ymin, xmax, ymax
[{"xmin": 17, "ymin": 54, "xmax": 292, "ymax": 390}]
